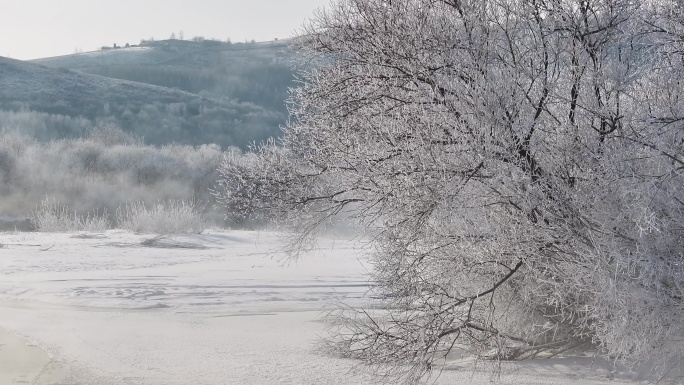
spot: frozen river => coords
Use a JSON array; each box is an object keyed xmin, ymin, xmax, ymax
[{"xmin": 0, "ymin": 230, "xmax": 669, "ymax": 384}]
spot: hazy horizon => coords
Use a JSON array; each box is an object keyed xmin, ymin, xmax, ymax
[{"xmin": 0, "ymin": 0, "xmax": 326, "ymax": 60}]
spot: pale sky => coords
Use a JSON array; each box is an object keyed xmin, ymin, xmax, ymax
[{"xmin": 0, "ymin": 0, "xmax": 327, "ymax": 60}]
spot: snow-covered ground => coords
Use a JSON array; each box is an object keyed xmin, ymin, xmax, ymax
[{"xmin": 0, "ymin": 230, "xmax": 678, "ymax": 384}]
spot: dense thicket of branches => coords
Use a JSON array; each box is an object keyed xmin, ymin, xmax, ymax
[{"xmin": 215, "ymin": 0, "xmax": 684, "ymax": 382}]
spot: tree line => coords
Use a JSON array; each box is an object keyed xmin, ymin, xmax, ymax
[{"xmin": 0, "ymin": 127, "xmax": 241, "ymax": 227}]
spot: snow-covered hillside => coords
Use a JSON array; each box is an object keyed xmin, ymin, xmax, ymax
[
  {"xmin": 31, "ymin": 39, "xmax": 292, "ymax": 69},
  {"xmin": 0, "ymin": 56, "xmax": 201, "ymax": 105},
  {"xmin": 0, "ymin": 230, "xmax": 675, "ymax": 384},
  {"xmin": 0, "ymin": 53, "xmax": 288, "ymax": 147}
]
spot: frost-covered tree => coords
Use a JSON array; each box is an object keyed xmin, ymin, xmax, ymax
[{"xmin": 215, "ymin": 0, "xmax": 684, "ymax": 382}]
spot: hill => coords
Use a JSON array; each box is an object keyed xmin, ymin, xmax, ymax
[
  {"xmin": 0, "ymin": 54, "xmax": 288, "ymax": 148},
  {"xmin": 32, "ymin": 39, "xmax": 293, "ymax": 69},
  {"xmin": 22, "ymin": 39, "xmax": 298, "ymax": 147}
]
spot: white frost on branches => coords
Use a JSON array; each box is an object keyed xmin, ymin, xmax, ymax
[{"xmin": 215, "ymin": 0, "xmax": 684, "ymax": 382}]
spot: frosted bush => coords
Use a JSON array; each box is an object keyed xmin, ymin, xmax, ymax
[
  {"xmin": 30, "ymin": 198, "xmax": 74, "ymax": 232},
  {"xmin": 31, "ymin": 198, "xmax": 110, "ymax": 232},
  {"xmin": 75, "ymin": 210, "xmax": 111, "ymax": 232},
  {"xmin": 116, "ymin": 199, "xmax": 205, "ymax": 234}
]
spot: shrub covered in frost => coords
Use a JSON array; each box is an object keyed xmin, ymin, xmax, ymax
[
  {"xmin": 116, "ymin": 199, "xmax": 205, "ymax": 234},
  {"xmin": 31, "ymin": 197, "xmax": 110, "ymax": 232}
]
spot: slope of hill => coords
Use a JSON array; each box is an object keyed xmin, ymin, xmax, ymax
[
  {"xmin": 0, "ymin": 53, "xmax": 287, "ymax": 148},
  {"xmin": 32, "ymin": 39, "xmax": 293, "ymax": 69},
  {"xmin": 23, "ymin": 39, "xmax": 298, "ymax": 147},
  {"xmin": 31, "ymin": 46, "xmax": 166, "ymax": 68}
]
